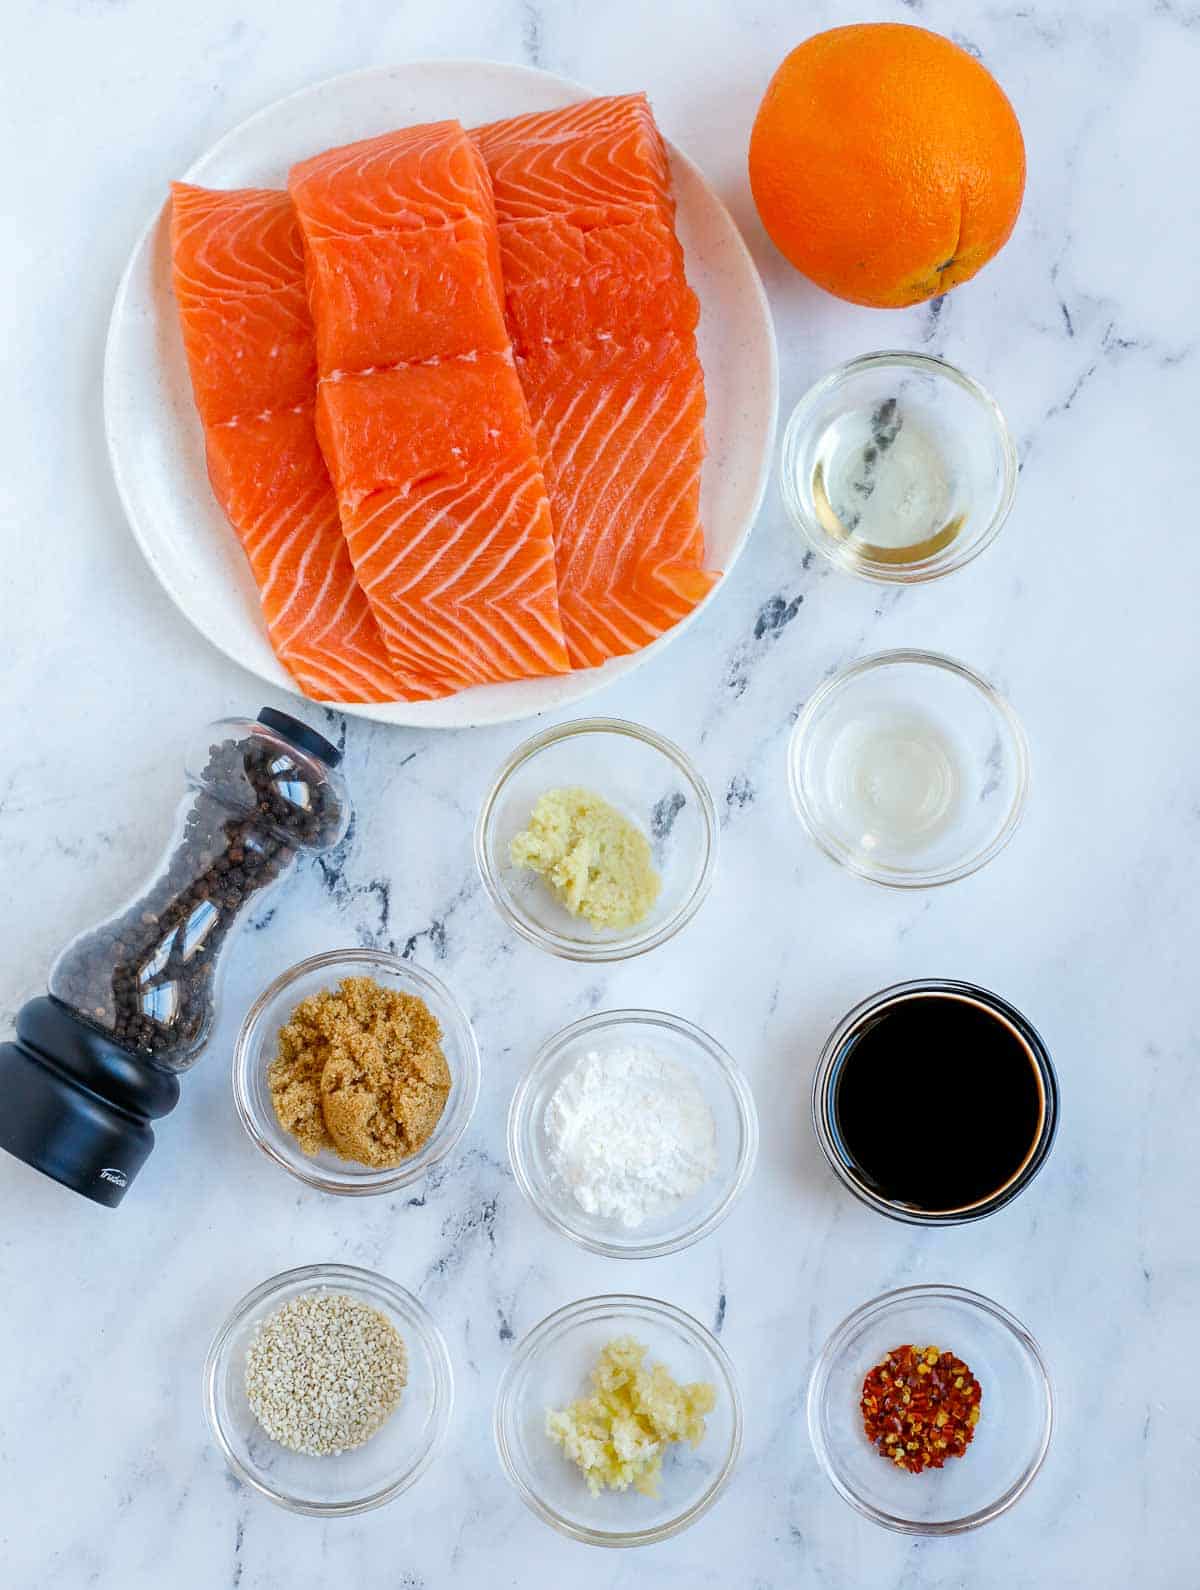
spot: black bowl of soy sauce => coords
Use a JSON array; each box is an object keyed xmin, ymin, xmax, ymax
[{"xmin": 812, "ymin": 979, "xmax": 1059, "ymax": 1225}]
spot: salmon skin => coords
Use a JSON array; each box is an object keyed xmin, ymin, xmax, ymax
[
  {"xmin": 289, "ymin": 121, "xmax": 569, "ymax": 696},
  {"xmin": 472, "ymin": 94, "xmax": 717, "ymax": 667},
  {"xmin": 169, "ymin": 182, "xmax": 408, "ymax": 703}
]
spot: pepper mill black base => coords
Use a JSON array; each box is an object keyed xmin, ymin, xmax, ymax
[{"xmin": 0, "ymin": 998, "xmax": 180, "ymax": 1207}]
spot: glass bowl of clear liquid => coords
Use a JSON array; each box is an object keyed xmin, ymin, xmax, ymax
[
  {"xmin": 781, "ymin": 353, "xmax": 1017, "ymax": 582},
  {"xmin": 788, "ymin": 651, "xmax": 1030, "ymax": 887}
]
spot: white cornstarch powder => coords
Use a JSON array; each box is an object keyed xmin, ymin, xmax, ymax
[
  {"xmin": 243, "ymin": 1290, "xmax": 408, "ymax": 1457},
  {"xmin": 544, "ymin": 1045, "xmax": 719, "ymax": 1228}
]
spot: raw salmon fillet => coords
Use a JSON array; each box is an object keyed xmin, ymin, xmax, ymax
[
  {"xmin": 473, "ymin": 95, "xmax": 717, "ymax": 666},
  {"xmin": 498, "ymin": 214, "xmax": 700, "ymax": 349},
  {"xmin": 473, "ymin": 94, "xmax": 675, "ymax": 227},
  {"xmin": 169, "ymin": 182, "xmax": 407, "ymax": 703},
  {"xmin": 515, "ymin": 334, "xmax": 712, "ymax": 667},
  {"xmin": 289, "ymin": 122, "xmax": 569, "ymax": 694}
]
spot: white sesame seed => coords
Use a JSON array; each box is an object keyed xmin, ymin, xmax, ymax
[{"xmin": 244, "ymin": 1290, "xmax": 408, "ymax": 1457}]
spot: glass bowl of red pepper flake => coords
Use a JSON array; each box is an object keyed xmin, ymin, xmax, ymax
[
  {"xmin": 807, "ymin": 1285, "xmax": 1052, "ymax": 1534},
  {"xmin": 861, "ymin": 1345, "xmax": 981, "ymax": 1473}
]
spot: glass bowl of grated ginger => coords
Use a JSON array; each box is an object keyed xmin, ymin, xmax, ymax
[
  {"xmin": 232, "ymin": 948, "xmax": 480, "ymax": 1196},
  {"xmin": 474, "ymin": 717, "xmax": 719, "ymax": 962}
]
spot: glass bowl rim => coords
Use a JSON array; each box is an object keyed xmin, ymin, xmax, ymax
[
  {"xmin": 787, "ymin": 648, "xmax": 1031, "ymax": 889},
  {"xmin": 493, "ymin": 1291, "xmax": 744, "ymax": 1547},
  {"xmin": 780, "ymin": 348, "xmax": 1019, "ymax": 585},
  {"xmin": 810, "ymin": 978, "xmax": 1060, "ymax": 1225},
  {"xmin": 806, "ymin": 1281, "xmax": 1053, "ymax": 1535},
  {"xmin": 506, "ymin": 1007, "xmax": 760, "ymax": 1259},
  {"xmin": 231, "ymin": 946, "xmax": 481, "ymax": 1195},
  {"xmin": 473, "ymin": 715, "xmax": 719, "ymax": 962},
  {"xmin": 202, "ymin": 1261, "xmax": 455, "ymax": 1517}
]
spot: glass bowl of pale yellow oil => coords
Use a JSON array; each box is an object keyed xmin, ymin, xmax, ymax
[
  {"xmin": 781, "ymin": 352, "xmax": 1017, "ymax": 582},
  {"xmin": 788, "ymin": 651, "xmax": 1030, "ymax": 888},
  {"xmin": 475, "ymin": 717, "xmax": 718, "ymax": 962}
]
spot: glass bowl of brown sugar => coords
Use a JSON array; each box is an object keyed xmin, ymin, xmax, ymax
[{"xmin": 232, "ymin": 948, "xmax": 480, "ymax": 1195}]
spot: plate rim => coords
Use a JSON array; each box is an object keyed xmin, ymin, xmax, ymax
[{"xmin": 103, "ymin": 58, "xmax": 779, "ymax": 730}]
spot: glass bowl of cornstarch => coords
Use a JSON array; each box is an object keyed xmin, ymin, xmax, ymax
[{"xmin": 508, "ymin": 1009, "xmax": 759, "ymax": 1258}]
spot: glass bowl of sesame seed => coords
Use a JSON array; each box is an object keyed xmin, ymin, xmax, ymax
[{"xmin": 204, "ymin": 1262, "xmax": 454, "ymax": 1515}]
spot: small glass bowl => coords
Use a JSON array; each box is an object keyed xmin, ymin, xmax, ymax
[
  {"xmin": 204, "ymin": 1262, "xmax": 454, "ymax": 1516},
  {"xmin": 781, "ymin": 351, "xmax": 1017, "ymax": 582},
  {"xmin": 494, "ymin": 1293, "xmax": 742, "ymax": 1546},
  {"xmin": 788, "ymin": 650, "xmax": 1030, "ymax": 887},
  {"xmin": 232, "ymin": 948, "xmax": 480, "ymax": 1195},
  {"xmin": 474, "ymin": 717, "xmax": 718, "ymax": 962},
  {"xmin": 812, "ymin": 979, "xmax": 1060, "ymax": 1225},
  {"xmin": 807, "ymin": 1284, "xmax": 1052, "ymax": 1534},
  {"xmin": 508, "ymin": 1009, "xmax": 758, "ymax": 1259}
]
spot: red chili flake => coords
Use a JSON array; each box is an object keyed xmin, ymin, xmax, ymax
[{"xmin": 860, "ymin": 1344, "xmax": 982, "ymax": 1474}]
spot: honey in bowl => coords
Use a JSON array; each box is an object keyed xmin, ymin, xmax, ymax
[{"xmin": 831, "ymin": 988, "xmax": 1048, "ymax": 1216}]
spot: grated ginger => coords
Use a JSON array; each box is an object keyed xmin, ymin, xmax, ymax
[
  {"xmin": 509, "ymin": 787, "xmax": 660, "ymax": 930},
  {"xmin": 545, "ymin": 1336, "xmax": 715, "ymax": 1496}
]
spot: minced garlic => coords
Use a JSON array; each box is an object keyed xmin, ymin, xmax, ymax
[
  {"xmin": 545, "ymin": 1336, "xmax": 715, "ymax": 1496},
  {"xmin": 509, "ymin": 787, "xmax": 660, "ymax": 930}
]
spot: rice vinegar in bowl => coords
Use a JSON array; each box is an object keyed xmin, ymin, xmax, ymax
[
  {"xmin": 817, "ymin": 704, "xmax": 963, "ymax": 855},
  {"xmin": 788, "ymin": 651, "xmax": 1029, "ymax": 888}
]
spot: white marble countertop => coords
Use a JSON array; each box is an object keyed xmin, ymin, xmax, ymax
[{"xmin": 3, "ymin": 1, "xmax": 1198, "ymax": 1585}]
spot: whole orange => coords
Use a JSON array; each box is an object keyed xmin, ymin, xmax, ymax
[{"xmin": 748, "ymin": 23, "xmax": 1026, "ymax": 307}]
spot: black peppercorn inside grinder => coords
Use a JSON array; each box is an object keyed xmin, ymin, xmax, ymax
[{"xmin": 0, "ymin": 709, "xmax": 350, "ymax": 1207}]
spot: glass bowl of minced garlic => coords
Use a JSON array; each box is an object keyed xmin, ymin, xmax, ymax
[
  {"xmin": 233, "ymin": 949, "xmax": 480, "ymax": 1195},
  {"xmin": 475, "ymin": 717, "xmax": 718, "ymax": 962},
  {"xmin": 494, "ymin": 1294, "xmax": 742, "ymax": 1546}
]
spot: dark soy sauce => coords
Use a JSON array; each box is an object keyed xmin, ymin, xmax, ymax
[{"xmin": 833, "ymin": 992, "xmax": 1045, "ymax": 1212}]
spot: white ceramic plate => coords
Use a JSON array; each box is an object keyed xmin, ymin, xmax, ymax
[{"xmin": 105, "ymin": 61, "xmax": 778, "ymax": 728}]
